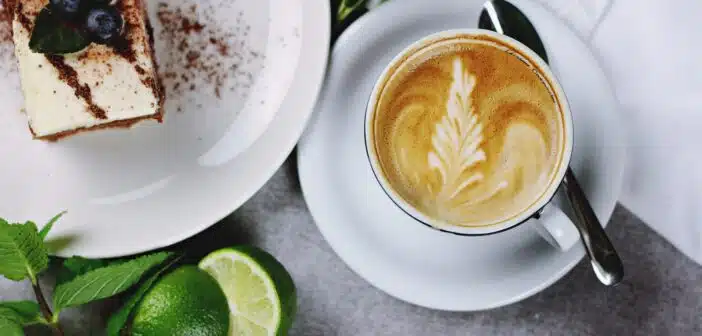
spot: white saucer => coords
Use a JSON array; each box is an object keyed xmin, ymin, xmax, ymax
[
  {"xmin": 298, "ymin": 0, "xmax": 626, "ymax": 311},
  {"xmin": 0, "ymin": 0, "xmax": 330, "ymax": 258}
]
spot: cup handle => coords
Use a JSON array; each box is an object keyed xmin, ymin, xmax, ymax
[{"xmin": 531, "ymin": 204, "xmax": 580, "ymax": 251}]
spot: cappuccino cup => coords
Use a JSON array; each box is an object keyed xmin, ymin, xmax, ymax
[{"xmin": 364, "ymin": 29, "xmax": 580, "ymax": 251}]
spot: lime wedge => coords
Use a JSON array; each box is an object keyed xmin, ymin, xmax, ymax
[{"xmin": 198, "ymin": 246, "xmax": 296, "ymax": 336}]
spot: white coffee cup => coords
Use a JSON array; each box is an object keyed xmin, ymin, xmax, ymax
[{"xmin": 364, "ymin": 29, "xmax": 580, "ymax": 251}]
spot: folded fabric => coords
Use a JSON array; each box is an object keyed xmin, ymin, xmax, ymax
[
  {"xmin": 532, "ymin": 0, "xmax": 611, "ymax": 38},
  {"xmin": 589, "ymin": 0, "xmax": 701, "ymax": 265},
  {"xmin": 534, "ymin": 0, "xmax": 701, "ymax": 265}
]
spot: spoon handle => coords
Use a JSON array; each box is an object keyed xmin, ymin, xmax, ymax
[{"xmin": 562, "ymin": 168, "xmax": 624, "ymax": 285}]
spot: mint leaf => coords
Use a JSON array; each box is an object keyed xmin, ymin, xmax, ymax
[
  {"xmin": 106, "ymin": 254, "xmax": 182, "ymax": 336},
  {"xmin": 0, "ymin": 301, "xmax": 44, "ymax": 326},
  {"xmin": 0, "ymin": 302, "xmax": 42, "ymax": 335},
  {"xmin": 64, "ymin": 256, "xmax": 108, "ymax": 274},
  {"xmin": 53, "ymin": 252, "xmax": 172, "ymax": 311},
  {"xmin": 39, "ymin": 211, "xmax": 66, "ymax": 240},
  {"xmin": 0, "ymin": 220, "xmax": 49, "ymax": 283},
  {"xmin": 337, "ymin": 0, "xmax": 367, "ymax": 22},
  {"xmin": 29, "ymin": 8, "xmax": 89, "ymax": 55},
  {"xmin": 0, "ymin": 316, "xmax": 23, "ymax": 336},
  {"xmin": 56, "ymin": 256, "xmax": 108, "ymax": 286}
]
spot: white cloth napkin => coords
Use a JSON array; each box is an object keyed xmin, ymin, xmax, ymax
[
  {"xmin": 532, "ymin": 0, "xmax": 702, "ymax": 265},
  {"xmin": 590, "ymin": 0, "xmax": 702, "ymax": 265}
]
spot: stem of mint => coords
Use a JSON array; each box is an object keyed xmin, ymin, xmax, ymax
[
  {"xmin": 0, "ymin": 214, "xmax": 68, "ymax": 335},
  {"xmin": 32, "ymin": 282, "xmax": 64, "ymax": 336}
]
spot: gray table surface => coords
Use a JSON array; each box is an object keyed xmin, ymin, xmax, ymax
[{"xmin": 2, "ymin": 154, "xmax": 701, "ymax": 336}]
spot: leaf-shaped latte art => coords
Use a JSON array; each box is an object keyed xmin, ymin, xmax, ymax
[{"xmin": 427, "ymin": 58, "xmax": 504, "ymax": 203}]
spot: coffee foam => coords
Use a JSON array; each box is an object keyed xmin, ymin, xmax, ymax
[{"xmin": 370, "ymin": 34, "xmax": 566, "ymax": 227}]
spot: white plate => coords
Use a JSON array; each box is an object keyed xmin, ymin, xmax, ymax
[
  {"xmin": 298, "ymin": 0, "xmax": 627, "ymax": 311},
  {"xmin": 0, "ymin": 0, "xmax": 330, "ymax": 258}
]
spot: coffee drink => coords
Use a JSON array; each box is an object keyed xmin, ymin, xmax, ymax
[{"xmin": 367, "ymin": 33, "xmax": 568, "ymax": 227}]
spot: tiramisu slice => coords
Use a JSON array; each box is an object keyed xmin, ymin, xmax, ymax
[{"xmin": 9, "ymin": 0, "xmax": 163, "ymax": 141}]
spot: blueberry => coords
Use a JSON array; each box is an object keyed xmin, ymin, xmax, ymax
[
  {"xmin": 49, "ymin": 0, "xmax": 82, "ymax": 16},
  {"xmin": 85, "ymin": 7, "xmax": 123, "ymax": 42}
]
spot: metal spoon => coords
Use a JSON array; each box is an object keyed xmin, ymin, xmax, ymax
[{"xmin": 479, "ymin": 0, "xmax": 624, "ymax": 286}]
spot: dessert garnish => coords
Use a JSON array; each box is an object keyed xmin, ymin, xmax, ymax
[{"xmin": 29, "ymin": 0, "xmax": 124, "ymax": 54}]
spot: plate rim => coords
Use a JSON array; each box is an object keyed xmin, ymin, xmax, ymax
[
  {"xmin": 297, "ymin": 0, "xmax": 627, "ymax": 311},
  {"xmin": 49, "ymin": 0, "xmax": 331, "ymax": 258}
]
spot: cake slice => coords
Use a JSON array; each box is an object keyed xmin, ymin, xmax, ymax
[{"xmin": 9, "ymin": 0, "xmax": 164, "ymax": 141}]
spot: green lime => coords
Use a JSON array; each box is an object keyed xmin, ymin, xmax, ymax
[
  {"xmin": 198, "ymin": 246, "xmax": 297, "ymax": 336},
  {"xmin": 130, "ymin": 265, "xmax": 230, "ymax": 336}
]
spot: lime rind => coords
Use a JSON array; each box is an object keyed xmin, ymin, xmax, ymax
[
  {"xmin": 129, "ymin": 265, "xmax": 230, "ymax": 336},
  {"xmin": 199, "ymin": 247, "xmax": 296, "ymax": 336}
]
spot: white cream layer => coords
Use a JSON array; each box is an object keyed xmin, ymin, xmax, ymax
[{"xmin": 12, "ymin": 10, "xmax": 159, "ymax": 137}]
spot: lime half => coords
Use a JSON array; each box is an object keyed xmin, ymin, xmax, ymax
[{"xmin": 198, "ymin": 246, "xmax": 297, "ymax": 336}]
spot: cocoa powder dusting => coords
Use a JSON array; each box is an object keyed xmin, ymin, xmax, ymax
[
  {"xmin": 181, "ymin": 17, "xmax": 204, "ymax": 34},
  {"xmin": 113, "ymin": 0, "xmax": 139, "ymax": 63},
  {"xmin": 144, "ymin": 15, "xmax": 165, "ymax": 111},
  {"xmin": 0, "ymin": 0, "xmax": 13, "ymax": 43},
  {"xmin": 0, "ymin": 1, "xmax": 15, "ymax": 74},
  {"xmin": 156, "ymin": 2, "xmax": 263, "ymax": 101},
  {"xmin": 46, "ymin": 55, "xmax": 107, "ymax": 119},
  {"xmin": 14, "ymin": 1, "xmax": 31, "ymax": 33}
]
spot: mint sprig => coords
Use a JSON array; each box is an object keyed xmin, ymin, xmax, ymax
[
  {"xmin": 28, "ymin": 8, "xmax": 89, "ymax": 55},
  {"xmin": 53, "ymin": 252, "xmax": 172, "ymax": 311},
  {"xmin": 0, "ymin": 213, "xmax": 176, "ymax": 335}
]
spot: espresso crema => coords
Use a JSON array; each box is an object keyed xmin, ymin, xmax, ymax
[{"xmin": 370, "ymin": 35, "xmax": 566, "ymax": 227}]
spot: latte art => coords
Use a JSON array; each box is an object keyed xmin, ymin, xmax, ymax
[
  {"xmin": 371, "ymin": 37, "xmax": 565, "ymax": 227},
  {"xmin": 426, "ymin": 58, "xmax": 506, "ymax": 214}
]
